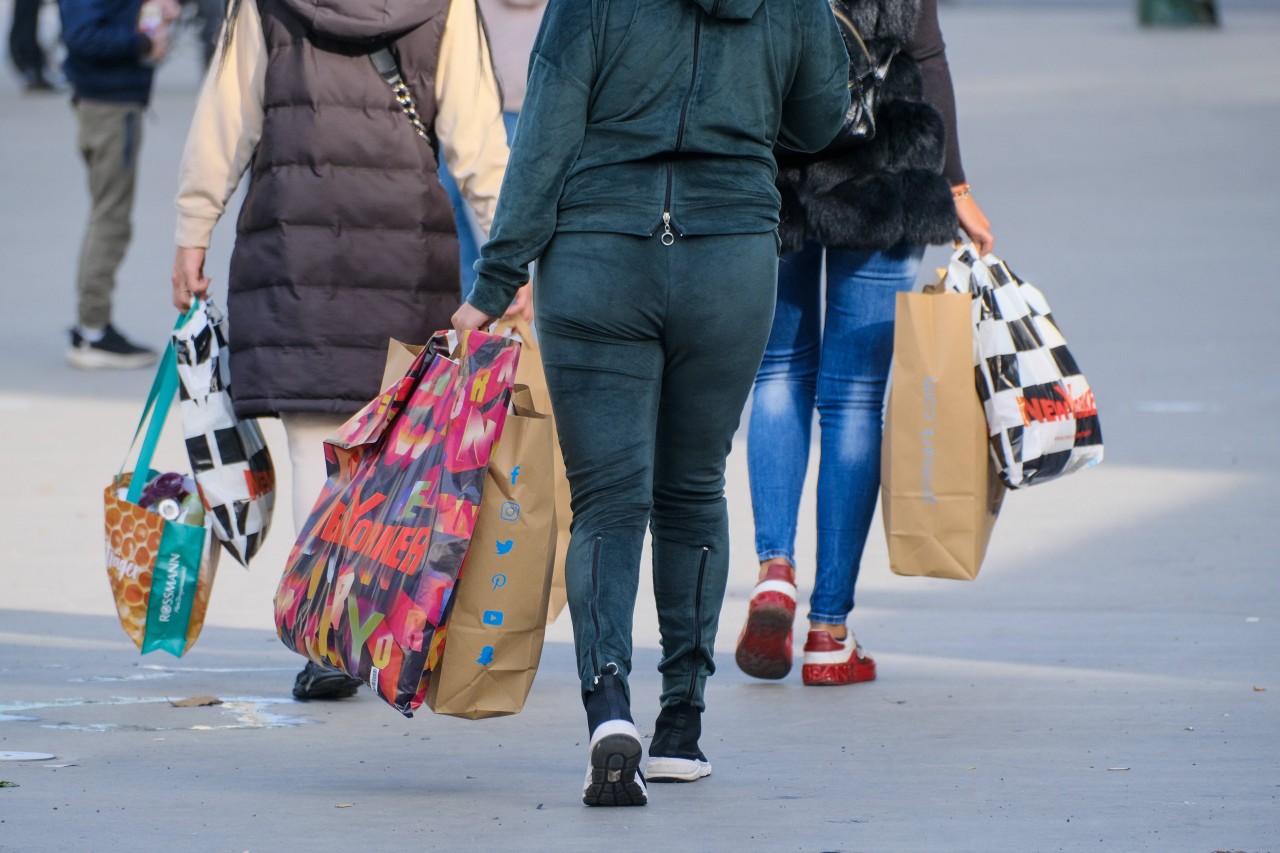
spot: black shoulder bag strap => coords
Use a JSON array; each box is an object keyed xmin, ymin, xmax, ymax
[{"xmin": 370, "ymin": 46, "xmax": 440, "ymax": 156}]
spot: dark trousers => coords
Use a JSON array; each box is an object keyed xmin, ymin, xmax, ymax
[
  {"xmin": 535, "ymin": 229, "xmax": 778, "ymax": 711},
  {"xmin": 7, "ymin": 0, "xmax": 45, "ymax": 74}
]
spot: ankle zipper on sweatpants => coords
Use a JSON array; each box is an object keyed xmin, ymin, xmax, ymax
[
  {"xmin": 685, "ymin": 546, "xmax": 711, "ymax": 701},
  {"xmin": 589, "ymin": 535, "xmax": 604, "ymax": 684}
]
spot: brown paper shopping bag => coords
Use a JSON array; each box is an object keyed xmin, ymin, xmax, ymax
[
  {"xmin": 881, "ymin": 288, "xmax": 1005, "ymax": 580},
  {"xmin": 426, "ymin": 385, "xmax": 557, "ymax": 718},
  {"xmin": 492, "ymin": 316, "xmax": 570, "ymax": 622}
]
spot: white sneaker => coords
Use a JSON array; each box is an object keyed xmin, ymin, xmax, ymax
[
  {"xmin": 582, "ymin": 719, "xmax": 647, "ymax": 806},
  {"xmin": 644, "ymin": 755, "xmax": 712, "ymax": 783}
]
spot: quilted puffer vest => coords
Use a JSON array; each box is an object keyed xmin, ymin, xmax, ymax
[{"xmin": 228, "ymin": 0, "xmax": 460, "ymax": 418}]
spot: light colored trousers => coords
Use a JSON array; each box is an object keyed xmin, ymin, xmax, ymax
[
  {"xmin": 74, "ymin": 100, "xmax": 143, "ymax": 329},
  {"xmin": 280, "ymin": 413, "xmax": 346, "ymax": 534}
]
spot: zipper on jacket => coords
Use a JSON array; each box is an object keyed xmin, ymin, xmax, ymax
[
  {"xmin": 685, "ymin": 546, "xmax": 711, "ymax": 700},
  {"xmin": 660, "ymin": 6, "xmax": 703, "ymax": 247},
  {"xmin": 674, "ymin": 8, "xmax": 702, "ymax": 152},
  {"xmin": 660, "ymin": 211, "xmax": 675, "ymax": 246},
  {"xmin": 589, "ymin": 536, "xmax": 604, "ymax": 684}
]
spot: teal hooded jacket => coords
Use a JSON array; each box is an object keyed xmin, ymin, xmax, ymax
[{"xmin": 467, "ymin": 0, "xmax": 851, "ymax": 317}]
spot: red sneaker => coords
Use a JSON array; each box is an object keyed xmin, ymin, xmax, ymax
[
  {"xmin": 734, "ymin": 563, "xmax": 797, "ymax": 680},
  {"xmin": 801, "ymin": 630, "xmax": 876, "ymax": 686}
]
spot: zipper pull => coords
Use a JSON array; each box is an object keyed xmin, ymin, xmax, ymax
[{"xmin": 661, "ymin": 212, "xmax": 675, "ymax": 246}]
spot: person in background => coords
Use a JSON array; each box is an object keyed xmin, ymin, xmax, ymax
[
  {"xmin": 170, "ymin": 0, "xmax": 509, "ymax": 699},
  {"xmin": 453, "ymin": 0, "xmax": 849, "ymax": 807},
  {"xmin": 735, "ymin": 0, "xmax": 994, "ymax": 686},
  {"xmin": 439, "ymin": 0, "xmax": 544, "ymax": 318},
  {"xmin": 61, "ymin": 0, "xmax": 178, "ymax": 369},
  {"xmin": 188, "ymin": 0, "xmax": 224, "ymax": 67},
  {"xmin": 8, "ymin": 0, "xmax": 54, "ymax": 91}
]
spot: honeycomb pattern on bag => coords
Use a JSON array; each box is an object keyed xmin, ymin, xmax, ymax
[
  {"xmin": 104, "ymin": 479, "xmax": 164, "ymax": 651},
  {"xmin": 104, "ymin": 475, "xmax": 217, "ymax": 654}
]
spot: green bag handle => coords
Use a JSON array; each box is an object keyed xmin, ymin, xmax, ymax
[{"xmin": 121, "ymin": 301, "xmax": 203, "ymax": 504}]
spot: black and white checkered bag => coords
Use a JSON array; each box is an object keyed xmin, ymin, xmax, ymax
[
  {"xmin": 173, "ymin": 300, "xmax": 275, "ymax": 565},
  {"xmin": 943, "ymin": 245, "xmax": 1103, "ymax": 489}
]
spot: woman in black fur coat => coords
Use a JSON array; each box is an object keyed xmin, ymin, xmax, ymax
[{"xmin": 735, "ymin": 0, "xmax": 993, "ymax": 685}]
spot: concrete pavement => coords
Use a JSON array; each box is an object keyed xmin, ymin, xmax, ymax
[{"xmin": 1, "ymin": 3, "xmax": 1278, "ymax": 851}]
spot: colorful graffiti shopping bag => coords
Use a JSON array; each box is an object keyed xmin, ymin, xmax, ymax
[{"xmin": 274, "ymin": 330, "xmax": 520, "ymax": 716}]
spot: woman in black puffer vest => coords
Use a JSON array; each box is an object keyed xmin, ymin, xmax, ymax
[
  {"xmin": 169, "ymin": 0, "xmax": 510, "ymax": 701},
  {"xmin": 734, "ymin": 0, "xmax": 994, "ymax": 686}
]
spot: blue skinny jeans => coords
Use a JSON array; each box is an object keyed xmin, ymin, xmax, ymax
[{"xmin": 747, "ymin": 240, "xmax": 924, "ymax": 625}]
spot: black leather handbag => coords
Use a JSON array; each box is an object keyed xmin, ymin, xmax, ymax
[{"xmin": 827, "ymin": 1, "xmax": 897, "ymax": 148}]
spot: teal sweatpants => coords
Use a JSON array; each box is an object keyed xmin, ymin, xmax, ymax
[{"xmin": 535, "ymin": 230, "xmax": 778, "ymax": 711}]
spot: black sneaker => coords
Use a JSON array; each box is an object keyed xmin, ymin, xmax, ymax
[
  {"xmin": 66, "ymin": 324, "xmax": 159, "ymax": 370},
  {"xmin": 291, "ymin": 661, "xmax": 362, "ymax": 700},
  {"xmin": 582, "ymin": 669, "xmax": 647, "ymax": 806},
  {"xmin": 645, "ymin": 702, "xmax": 711, "ymax": 782}
]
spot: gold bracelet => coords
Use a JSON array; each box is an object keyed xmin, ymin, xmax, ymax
[{"xmin": 952, "ymin": 185, "xmax": 972, "ymax": 201}]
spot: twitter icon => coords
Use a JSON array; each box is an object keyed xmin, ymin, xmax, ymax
[{"xmin": 496, "ymin": 539, "xmax": 514, "ymax": 555}]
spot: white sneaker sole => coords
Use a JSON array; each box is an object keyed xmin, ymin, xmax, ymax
[
  {"xmin": 645, "ymin": 756, "xmax": 712, "ymax": 783},
  {"xmin": 66, "ymin": 347, "xmax": 159, "ymax": 371},
  {"xmin": 582, "ymin": 720, "xmax": 647, "ymax": 806}
]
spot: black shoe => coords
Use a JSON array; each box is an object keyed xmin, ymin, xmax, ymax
[
  {"xmin": 66, "ymin": 324, "xmax": 159, "ymax": 370},
  {"xmin": 292, "ymin": 661, "xmax": 362, "ymax": 700},
  {"xmin": 582, "ymin": 668, "xmax": 647, "ymax": 806},
  {"xmin": 645, "ymin": 702, "xmax": 711, "ymax": 782}
]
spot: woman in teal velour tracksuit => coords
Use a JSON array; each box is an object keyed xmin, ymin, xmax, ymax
[{"xmin": 452, "ymin": 0, "xmax": 849, "ymax": 806}]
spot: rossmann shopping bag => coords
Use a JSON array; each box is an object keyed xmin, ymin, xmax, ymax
[
  {"xmin": 943, "ymin": 245, "xmax": 1103, "ymax": 488},
  {"xmin": 105, "ymin": 333, "xmax": 220, "ymax": 656},
  {"xmin": 492, "ymin": 315, "xmax": 570, "ymax": 622},
  {"xmin": 172, "ymin": 299, "xmax": 275, "ymax": 565},
  {"xmin": 426, "ymin": 385, "xmax": 557, "ymax": 719},
  {"xmin": 274, "ymin": 330, "xmax": 520, "ymax": 715},
  {"xmin": 881, "ymin": 287, "xmax": 1005, "ymax": 580}
]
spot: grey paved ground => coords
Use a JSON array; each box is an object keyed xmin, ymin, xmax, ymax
[{"xmin": 1, "ymin": 3, "xmax": 1278, "ymax": 852}]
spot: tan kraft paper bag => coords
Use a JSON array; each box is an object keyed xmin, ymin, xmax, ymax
[
  {"xmin": 381, "ymin": 341, "xmax": 556, "ymax": 718},
  {"xmin": 491, "ymin": 316, "xmax": 570, "ymax": 622},
  {"xmin": 426, "ymin": 384, "xmax": 556, "ymax": 717},
  {"xmin": 881, "ymin": 288, "xmax": 1005, "ymax": 580}
]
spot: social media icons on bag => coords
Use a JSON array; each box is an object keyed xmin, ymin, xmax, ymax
[
  {"xmin": 483, "ymin": 610, "xmax": 504, "ymax": 626},
  {"xmin": 500, "ymin": 501, "xmax": 520, "ymax": 521},
  {"xmin": 496, "ymin": 539, "xmax": 514, "ymax": 555}
]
